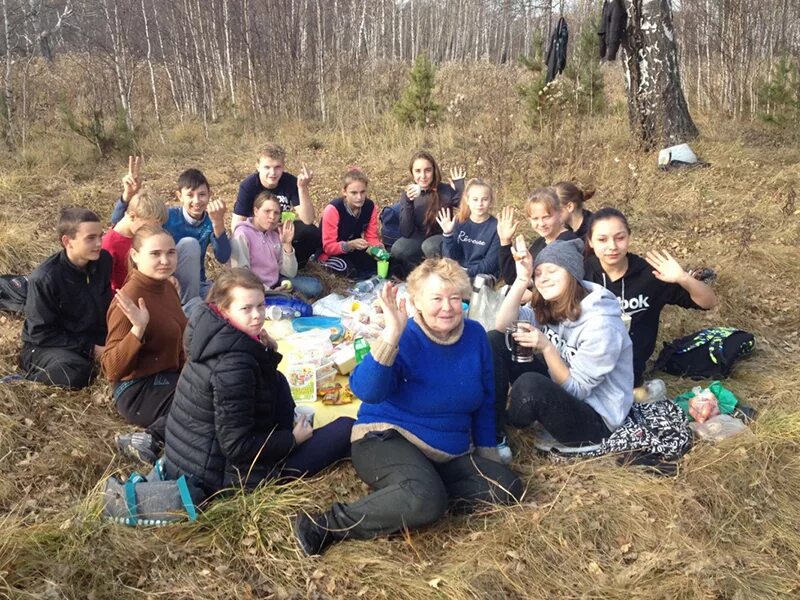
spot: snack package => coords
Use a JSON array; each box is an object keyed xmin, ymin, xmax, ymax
[{"xmin": 287, "ymin": 363, "xmax": 316, "ymax": 403}]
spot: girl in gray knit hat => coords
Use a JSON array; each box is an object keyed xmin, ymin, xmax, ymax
[{"xmin": 493, "ymin": 238, "xmax": 634, "ymax": 446}]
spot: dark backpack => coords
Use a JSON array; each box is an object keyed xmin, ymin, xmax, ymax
[
  {"xmin": 0, "ymin": 275, "xmax": 29, "ymax": 314},
  {"xmin": 653, "ymin": 327, "xmax": 755, "ymax": 380},
  {"xmin": 379, "ymin": 203, "xmax": 402, "ymax": 249}
]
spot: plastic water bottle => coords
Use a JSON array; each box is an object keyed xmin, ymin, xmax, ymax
[
  {"xmin": 353, "ymin": 276, "xmax": 382, "ymax": 295},
  {"xmin": 265, "ymin": 305, "xmax": 297, "ymax": 320}
]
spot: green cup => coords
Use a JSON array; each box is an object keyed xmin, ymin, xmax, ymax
[
  {"xmin": 377, "ymin": 260, "xmax": 389, "ymax": 279},
  {"xmin": 281, "ymin": 211, "xmax": 296, "ymax": 223}
]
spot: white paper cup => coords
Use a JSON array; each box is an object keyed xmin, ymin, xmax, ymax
[{"xmin": 294, "ymin": 404, "xmax": 316, "ymax": 428}]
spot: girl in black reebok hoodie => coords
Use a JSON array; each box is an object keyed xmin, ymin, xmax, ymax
[{"xmin": 583, "ymin": 208, "xmax": 718, "ymax": 386}]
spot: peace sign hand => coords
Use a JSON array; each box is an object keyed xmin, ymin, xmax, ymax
[
  {"xmin": 298, "ymin": 165, "xmax": 314, "ymax": 189},
  {"xmin": 436, "ymin": 207, "xmax": 455, "ymax": 235},
  {"xmin": 122, "ymin": 155, "xmax": 143, "ymax": 202}
]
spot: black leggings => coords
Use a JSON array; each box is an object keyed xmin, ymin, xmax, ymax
[
  {"xmin": 488, "ymin": 329, "xmax": 548, "ymax": 440},
  {"xmin": 508, "ymin": 372, "xmax": 611, "ymax": 444},
  {"xmin": 114, "ymin": 372, "xmax": 180, "ymax": 445}
]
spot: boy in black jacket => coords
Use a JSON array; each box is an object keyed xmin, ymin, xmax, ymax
[{"xmin": 19, "ymin": 208, "xmax": 112, "ymax": 389}]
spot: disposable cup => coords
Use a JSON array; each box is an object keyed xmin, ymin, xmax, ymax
[
  {"xmin": 294, "ymin": 404, "xmax": 316, "ymax": 428},
  {"xmin": 377, "ymin": 260, "xmax": 389, "ymax": 279}
]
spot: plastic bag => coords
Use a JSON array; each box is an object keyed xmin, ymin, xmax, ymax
[
  {"xmin": 674, "ymin": 380, "xmax": 739, "ymax": 420},
  {"xmin": 690, "ymin": 414, "xmax": 749, "ymax": 441},
  {"xmin": 468, "ymin": 285, "xmax": 505, "ymax": 332}
]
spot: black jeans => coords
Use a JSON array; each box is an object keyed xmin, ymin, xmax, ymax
[
  {"xmin": 114, "ymin": 372, "xmax": 180, "ymax": 445},
  {"xmin": 488, "ymin": 329, "xmax": 548, "ymax": 440},
  {"xmin": 324, "ymin": 430, "xmax": 522, "ymax": 540},
  {"xmin": 19, "ymin": 344, "xmax": 96, "ymax": 390},
  {"xmin": 508, "ymin": 372, "xmax": 612, "ymax": 444},
  {"xmin": 292, "ymin": 221, "xmax": 322, "ymax": 267}
]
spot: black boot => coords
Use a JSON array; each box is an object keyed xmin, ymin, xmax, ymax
[{"xmin": 293, "ymin": 512, "xmax": 337, "ymax": 556}]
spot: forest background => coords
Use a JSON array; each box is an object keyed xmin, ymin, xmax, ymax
[{"xmin": 1, "ymin": 0, "xmax": 800, "ymax": 598}]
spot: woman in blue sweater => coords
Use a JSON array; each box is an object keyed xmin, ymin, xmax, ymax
[
  {"xmin": 439, "ymin": 178, "xmax": 500, "ymax": 279},
  {"xmin": 294, "ymin": 258, "xmax": 522, "ymax": 555}
]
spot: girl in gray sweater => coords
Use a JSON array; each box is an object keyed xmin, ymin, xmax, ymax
[{"xmin": 494, "ymin": 238, "xmax": 633, "ymax": 444}]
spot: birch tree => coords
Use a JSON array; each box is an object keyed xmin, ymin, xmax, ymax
[{"xmin": 622, "ymin": 0, "xmax": 698, "ymax": 149}]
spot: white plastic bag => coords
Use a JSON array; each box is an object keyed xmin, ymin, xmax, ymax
[{"xmin": 469, "ymin": 285, "xmax": 505, "ymax": 332}]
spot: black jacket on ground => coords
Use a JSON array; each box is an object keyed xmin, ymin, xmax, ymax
[
  {"xmin": 21, "ymin": 249, "xmax": 112, "ymax": 356},
  {"xmin": 546, "ymin": 17, "xmax": 569, "ymax": 83},
  {"xmin": 584, "ymin": 253, "xmax": 702, "ymax": 386},
  {"xmin": 164, "ymin": 303, "xmax": 296, "ymax": 496},
  {"xmin": 599, "ymin": 0, "xmax": 627, "ymax": 61},
  {"xmin": 498, "ymin": 230, "xmax": 579, "ymax": 285}
]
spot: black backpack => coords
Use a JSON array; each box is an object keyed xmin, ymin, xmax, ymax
[
  {"xmin": 379, "ymin": 203, "xmax": 402, "ymax": 250},
  {"xmin": 653, "ymin": 327, "xmax": 755, "ymax": 379},
  {"xmin": 0, "ymin": 274, "xmax": 28, "ymax": 314}
]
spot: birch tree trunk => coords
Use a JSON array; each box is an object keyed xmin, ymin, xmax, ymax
[
  {"xmin": 100, "ymin": 0, "xmax": 133, "ymax": 131},
  {"xmin": 622, "ymin": 0, "xmax": 698, "ymax": 149},
  {"xmin": 140, "ymin": 0, "xmax": 164, "ymax": 142},
  {"xmin": 2, "ymin": 0, "xmax": 12, "ymax": 144}
]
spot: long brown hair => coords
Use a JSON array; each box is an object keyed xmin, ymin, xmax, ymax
[
  {"xmin": 409, "ymin": 150, "xmax": 443, "ymax": 234},
  {"xmin": 530, "ymin": 272, "xmax": 587, "ymax": 325},
  {"xmin": 205, "ymin": 268, "xmax": 265, "ymax": 310}
]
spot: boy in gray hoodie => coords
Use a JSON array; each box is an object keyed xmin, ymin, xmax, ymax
[{"xmin": 495, "ymin": 238, "xmax": 633, "ymax": 444}]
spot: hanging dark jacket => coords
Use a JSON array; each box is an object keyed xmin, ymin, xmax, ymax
[
  {"xmin": 599, "ymin": 0, "xmax": 627, "ymax": 61},
  {"xmin": 21, "ymin": 249, "xmax": 112, "ymax": 356},
  {"xmin": 164, "ymin": 303, "xmax": 296, "ymax": 497},
  {"xmin": 546, "ymin": 17, "xmax": 569, "ymax": 83}
]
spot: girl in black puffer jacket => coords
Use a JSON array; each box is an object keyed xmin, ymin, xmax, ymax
[{"xmin": 164, "ymin": 268, "xmax": 353, "ymax": 498}]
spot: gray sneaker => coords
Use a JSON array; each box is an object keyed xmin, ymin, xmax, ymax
[{"xmin": 116, "ymin": 431, "xmax": 158, "ymax": 465}]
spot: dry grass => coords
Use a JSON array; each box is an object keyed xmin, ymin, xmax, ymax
[{"xmin": 0, "ymin": 64, "xmax": 799, "ymax": 598}]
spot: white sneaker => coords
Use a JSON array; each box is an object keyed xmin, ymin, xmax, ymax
[{"xmin": 496, "ymin": 437, "xmax": 513, "ymax": 464}]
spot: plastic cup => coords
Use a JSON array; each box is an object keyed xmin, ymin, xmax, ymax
[
  {"xmin": 281, "ymin": 211, "xmax": 296, "ymax": 223},
  {"xmin": 377, "ymin": 260, "xmax": 389, "ymax": 279}
]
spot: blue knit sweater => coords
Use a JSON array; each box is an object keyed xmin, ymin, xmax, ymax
[
  {"xmin": 350, "ymin": 318, "xmax": 496, "ymax": 458},
  {"xmin": 165, "ymin": 207, "xmax": 231, "ymax": 283}
]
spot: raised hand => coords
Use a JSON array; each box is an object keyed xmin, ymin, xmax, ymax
[
  {"xmin": 449, "ymin": 166, "xmax": 466, "ymax": 188},
  {"xmin": 515, "ymin": 249, "xmax": 533, "ymax": 284},
  {"xmin": 116, "ymin": 290, "xmax": 150, "ymax": 338},
  {"xmin": 436, "ymin": 207, "xmax": 455, "ymax": 235},
  {"xmin": 122, "ymin": 155, "xmax": 143, "ymax": 202},
  {"xmin": 207, "ymin": 198, "xmax": 227, "ymax": 232},
  {"xmin": 645, "ymin": 249, "xmax": 687, "ymax": 284},
  {"xmin": 279, "ymin": 219, "xmax": 295, "ymax": 245},
  {"xmin": 379, "ymin": 282, "xmax": 408, "ymax": 345},
  {"xmin": 497, "ymin": 206, "xmax": 519, "ymax": 245},
  {"xmin": 298, "ymin": 165, "xmax": 314, "ymax": 189}
]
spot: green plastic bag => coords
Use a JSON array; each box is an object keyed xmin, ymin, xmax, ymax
[{"xmin": 674, "ymin": 380, "xmax": 738, "ymax": 421}]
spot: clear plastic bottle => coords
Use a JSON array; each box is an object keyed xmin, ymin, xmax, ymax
[
  {"xmin": 265, "ymin": 305, "xmax": 297, "ymax": 320},
  {"xmin": 353, "ymin": 276, "xmax": 382, "ymax": 295}
]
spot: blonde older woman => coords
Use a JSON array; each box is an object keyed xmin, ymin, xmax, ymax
[{"xmin": 294, "ymin": 257, "xmax": 523, "ymax": 555}]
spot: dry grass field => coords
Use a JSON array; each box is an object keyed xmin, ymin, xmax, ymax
[{"xmin": 0, "ymin": 64, "xmax": 798, "ymax": 598}]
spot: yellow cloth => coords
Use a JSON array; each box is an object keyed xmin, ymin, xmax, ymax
[{"xmin": 271, "ymin": 325, "xmax": 361, "ymax": 428}]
